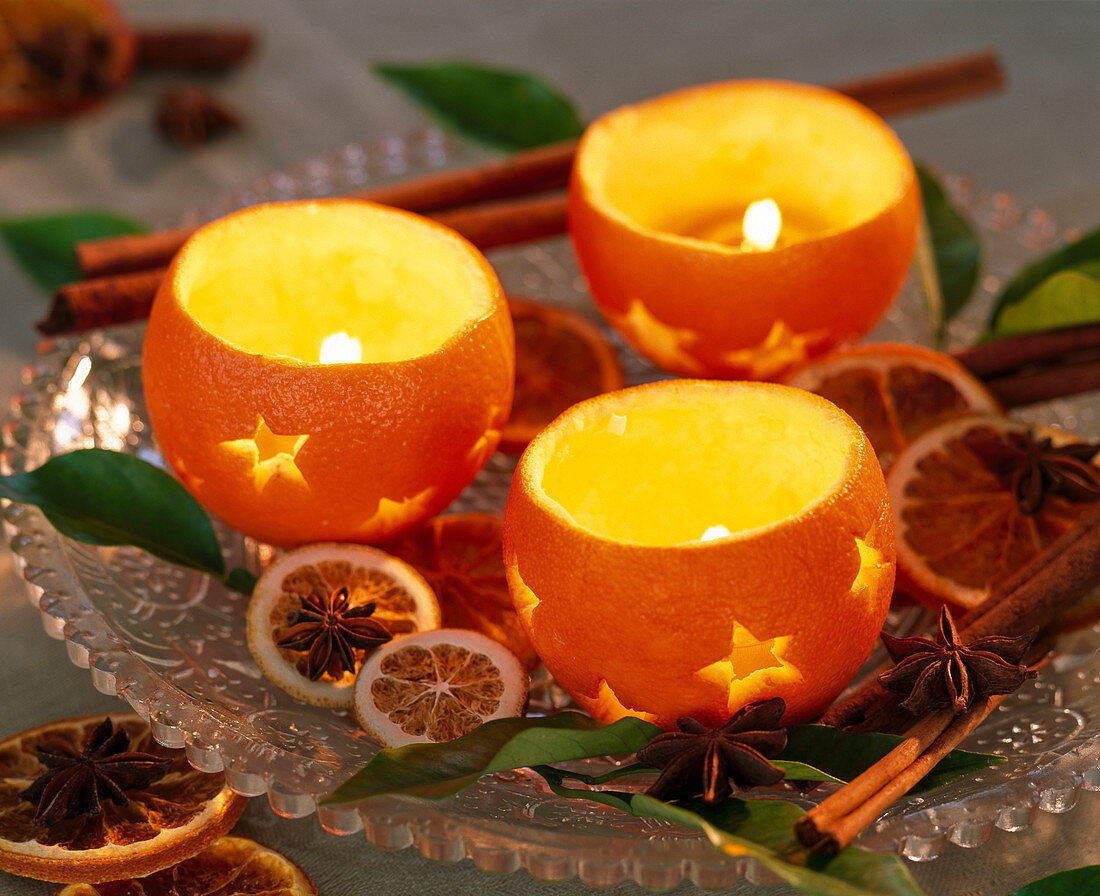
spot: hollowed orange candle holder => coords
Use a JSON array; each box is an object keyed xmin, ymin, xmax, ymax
[
  {"xmin": 143, "ymin": 199, "xmax": 515, "ymax": 547},
  {"xmin": 569, "ymin": 80, "xmax": 921, "ymax": 380},
  {"xmin": 503, "ymin": 380, "xmax": 895, "ymax": 729}
]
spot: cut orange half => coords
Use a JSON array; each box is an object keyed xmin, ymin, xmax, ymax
[
  {"xmin": 353, "ymin": 629, "xmax": 528, "ymax": 747},
  {"xmin": 379, "ymin": 513, "xmax": 540, "ymax": 670},
  {"xmin": 785, "ymin": 342, "xmax": 1002, "ymax": 469},
  {"xmin": 246, "ymin": 542, "xmax": 441, "ymax": 708},
  {"xmin": 0, "ymin": 714, "xmax": 246, "ymax": 884},
  {"xmin": 501, "ymin": 299, "xmax": 625, "ymax": 454},
  {"xmin": 888, "ymin": 415, "xmax": 1100, "ymax": 610},
  {"xmin": 54, "ymin": 835, "xmax": 317, "ymax": 896}
]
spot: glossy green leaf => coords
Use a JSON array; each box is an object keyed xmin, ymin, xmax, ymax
[
  {"xmin": 774, "ymin": 759, "xmax": 844, "ymax": 784},
  {"xmin": 0, "ymin": 448, "xmax": 226, "ymax": 577},
  {"xmin": 988, "ymin": 226, "xmax": 1100, "ymax": 331},
  {"xmin": 373, "ymin": 60, "xmax": 585, "ymax": 150},
  {"xmin": 986, "ymin": 263, "xmax": 1100, "ymax": 340},
  {"xmin": 781, "ymin": 724, "xmax": 1004, "ymax": 793},
  {"xmin": 916, "ymin": 165, "xmax": 981, "ymax": 341},
  {"xmin": 1010, "ymin": 866, "xmax": 1100, "ymax": 896},
  {"xmin": 534, "ymin": 766, "xmax": 925, "ymax": 896},
  {"xmin": 225, "ymin": 566, "xmax": 259, "ymax": 596},
  {"xmin": 0, "ymin": 211, "xmax": 147, "ymax": 292},
  {"xmin": 323, "ymin": 713, "xmax": 660, "ymax": 804}
]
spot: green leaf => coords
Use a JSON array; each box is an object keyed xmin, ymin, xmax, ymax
[
  {"xmin": 373, "ymin": 60, "xmax": 585, "ymax": 151},
  {"xmin": 774, "ymin": 760, "xmax": 844, "ymax": 784},
  {"xmin": 781, "ymin": 724, "xmax": 1004, "ymax": 793},
  {"xmin": 986, "ymin": 263, "xmax": 1100, "ymax": 340},
  {"xmin": 1010, "ymin": 866, "xmax": 1100, "ymax": 896},
  {"xmin": 0, "ymin": 448, "xmax": 226, "ymax": 578},
  {"xmin": 534, "ymin": 767, "xmax": 925, "ymax": 896},
  {"xmin": 323, "ymin": 713, "xmax": 660, "ymax": 804},
  {"xmin": 988, "ymin": 225, "xmax": 1100, "ymax": 331},
  {"xmin": 225, "ymin": 566, "xmax": 259, "ymax": 595},
  {"xmin": 916, "ymin": 165, "xmax": 981, "ymax": 341},
  {"xmin": 0, "ymin": 211, "xmax": 147, "ymax": 292}
]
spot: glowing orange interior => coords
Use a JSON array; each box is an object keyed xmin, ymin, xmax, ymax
[
  {"xmin": 581, "ymin": 81, "xmax": 912, "ymax": 248},
  {"xmin": 182, "ymin": 201, "xmax": 494, "ymax": 362},
  {"xmin": 539, "ymin": 386, "xmax": 849, "ymax": 545}
]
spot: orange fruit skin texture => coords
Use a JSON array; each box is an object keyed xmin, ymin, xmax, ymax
[
  {"xmin": 0, "ymin": 0, "xmax": 136, "ymax": 122},
  {"xmin": 143, "ymin": 200, "xmax": 515, "ymax": 547},
  {"xmin": 503, "ymin": 380, "xmax": 896, "ymax": 729},
  {"xmin": 569, "ymin": 81, "xmax": 921, "ymax": 380}
]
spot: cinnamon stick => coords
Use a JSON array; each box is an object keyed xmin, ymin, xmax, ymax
[
  {"xmin": 135, "ymin": 28, "xmax": 256, "ymax": 71},
  {"xmin": 42, "ymin": 193, "xmax": 570, "ymax": 335},
  {"xmin": 822, "ymin": 506, "xmax": 1100, "ymax": 731},
  {"xmin": 798, "ymin": 696, "xmax": 1002, "ymax": 856},
  {"xmin": 952, "ymin": 322, "xmax": 1100, "ymax": 378},
  {"xmin": 72, "ymin": 49, "xmax": 1005, "ymax": 281},
  {"xmin": 74, "ymin": 228, "xmax": 195, "ymax": 280},
  {"xmin": 37, "ymin": 268, "xmax": 168, "ymax": 335},
  {"xmin": 982, "ymin": 356, "xmax": 1100, "ymax": 408},
  {"xmin": 829, "ymin": 48, "xmax": 1004, "ymax": 118}
]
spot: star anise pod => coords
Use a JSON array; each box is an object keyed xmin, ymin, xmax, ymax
[
  {"xmin": 964, "ymin": 428, "xmax": 1100, "ymax": 515},
  {"xmin": 18, "ymin": 25, "xmax": 113, "ymax": 101},
  {"xmin": 636, "ymin": 698, "xmax": 787, "ymax": 806},
  {"xmin": 19, "ymin": 718, "xmax": 171, "ymax": 827},
  {"xmin": 155, "ymin": 86, "xmax": 242, "ymax": 146},
  {"xmin": 277, "ymin": 585, "xmax": 392, "ymax": 681},
  {"xmin": 879, "ymin": 607, "xmax": 1036, "ymax": 716}
]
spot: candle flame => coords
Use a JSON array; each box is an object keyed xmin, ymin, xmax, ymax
[
  {"xmin": 700, "ymin": 525, "xmax": 731, "ymax": 542},
  {"xmin": 319, "ymin": 332, "xmax": 362, "ymax": 364},
  {"xmin": 741, "ymin": 199, "xmax": 782, "ymax": 252}
]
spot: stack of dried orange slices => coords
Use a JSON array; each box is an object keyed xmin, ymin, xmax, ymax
[
  {"xmin": 0, "ymin": 712, "xmax": 313, "ymax": 893},
  {"xmin": 788, "ymin": 342, "xmax": 1100, "ymax": 616},
  {"xmin": 246, "ymin": 539, "xmax": 529, "ymax": 749}
]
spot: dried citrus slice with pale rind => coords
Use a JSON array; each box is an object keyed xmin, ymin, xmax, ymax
[
  {"xmin": 54, "ymin": 835, "xmax": 317, "ymax": 896},
  {"xmin": 247, "ymin": 542, "xmax": 441, "ymax": 708},
  {"xmin": 379, "ymin": 513, "xmax": 541, "ymax": 670},
  {"xmin": 0, "ymin": 714, "xmax": 245, "ymax": 884},
  {"xmin": 785, "ymin": 342, "xmax": 1001, "ymax": 469},
  {"xmin": 888, "ymin": 415, "xmax": 1100, "ymax": 610},
  {"xmin": 353, "ymin": 628, "xmax": 527, "ymax": 747}
]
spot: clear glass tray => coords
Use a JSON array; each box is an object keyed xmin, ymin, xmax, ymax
[{"xmin": 4, "ymin": 129, "xmax": 1100, "ymax": 891}]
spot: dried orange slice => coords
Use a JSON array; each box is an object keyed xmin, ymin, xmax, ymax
[
  {"xmin": 379, "ymin": 513, "xmax": 540, "ymax": 670},
  {"xmin": 888, "ymin": 415, "xmax": 1100, "ymax": 610},
  {"xmin": 54, "ymin": 835, "xmax": 317, "ymax": 896},
  {"xmin": 0, "ymin": 0, "xmax": 136, "ymax": 122},
  {"xmin": 500, "ymin": 299, "xmax": 624, "ymax": 453},
  {"xmin": 353, "ymin": 629, "xmax": 528, "ymax": 747},
  {"xmin": 785, "ymin": 342, "xmax": 1001, "ymax": 468},
  {"xmin": 246, "ymin": 543, "xmax": 441, "ymax": 708},
  {"xmin": 0, "ymin": 714, "xmax": 246, "ymax": 884}
]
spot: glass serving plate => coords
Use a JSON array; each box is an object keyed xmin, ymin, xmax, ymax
[{"xmin": 5, "ymin": 129, "xmax": 1100, "ymax": 891}]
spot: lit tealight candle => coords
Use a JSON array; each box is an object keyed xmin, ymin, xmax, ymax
[
  {"xmin": 739, "ymin": 199, "xmax": 782, "ymax": 252},
  {"xmin": 570, "ymin": 80, "xmax": 921, "ymax": 379},
  {"xmin": 319, "ymin": 331, "xmax": 363, "ymax": 364}
]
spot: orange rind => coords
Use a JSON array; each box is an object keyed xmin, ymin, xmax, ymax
[{"xmin": 503, "ymin": 380, "xmax": 895, "ymax": 728}]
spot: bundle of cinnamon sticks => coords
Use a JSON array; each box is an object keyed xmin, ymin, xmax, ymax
[
  {"xmin": 41, "ymin": 49, "xmax": 1006, "ymax": 333},
  {"xmin": 798, "ymin": 505, "xmax": 1100, "ymax": 856}
]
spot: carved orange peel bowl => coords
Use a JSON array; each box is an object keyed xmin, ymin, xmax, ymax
[
  {"xmin": 142, "ymin": 199, "xmax": 515, "ymax": 547},
  {"xmin": 569, "ymin": 80, "xmax": 921, "ymax": 379},
  {"xmin": 503, "ymin": 379, "xmax": 896, "ymax": 729}
]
